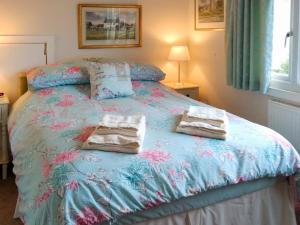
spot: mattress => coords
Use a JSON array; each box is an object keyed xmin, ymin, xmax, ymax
[{"xmin": 8, "ymin": 81, "xmax": 300, "ymax": 225}]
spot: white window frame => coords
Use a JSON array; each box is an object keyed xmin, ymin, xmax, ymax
[{"xmin": 269, "ymin": 0, "xmax": 300, "ymax": 102}]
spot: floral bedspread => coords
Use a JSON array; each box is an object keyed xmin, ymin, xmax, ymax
[{"xmin": 8, "ymin": 81, "xmax": 300, "ymax": 225}]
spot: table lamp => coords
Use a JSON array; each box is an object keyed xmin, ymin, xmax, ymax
[{"xmin": 168, "ymin": 45, "xmax": 190, "ymax": 85}]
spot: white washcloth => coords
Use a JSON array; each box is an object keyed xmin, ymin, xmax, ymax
[
  {"xmin": 97, "ymin": 114, "xmax": 146, "ymax": 137},
  {"xmin": 186, "ymin": 106, "xmax": 227, "ymax": 127}
]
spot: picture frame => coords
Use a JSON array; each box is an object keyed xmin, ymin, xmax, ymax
[
  {"xmin": 194, "ymin": 0, "xmax": 225, "ymax": 30},
  {"xmin": 78, "ymin": 4, "xmax": 142, "ymax": 49}
]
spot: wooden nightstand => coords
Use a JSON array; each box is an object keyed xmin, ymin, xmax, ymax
[
  {"xmin": 0, "ymin": 94, "xmax": 9, "ymax": 179},
  {"xmin": 162, "ymin": 82, "xmax": 199, "ymax": 100}
]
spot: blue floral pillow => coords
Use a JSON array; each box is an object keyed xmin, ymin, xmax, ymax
[
  {"xmin": 64, "ymin": 58, "xmax": 166, "ymax": 82},
  {"xmin": 27, "ymin": 63, "xmax": 89, "ymax": 90},
  {"xmin": 87, "ymin": 62, "xmax": 134, "ymax": 100},
  {"xmin": 129, "ymin": 63, "xmax": 166, "ymax": 81}
]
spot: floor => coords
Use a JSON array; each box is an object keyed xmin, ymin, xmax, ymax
[
  {"xmin": 0, "ymin": 165, "xmax": 22, "ymax": 225},
  {"xmin": 1, "ymin": 165, "xmax": 300, "ymax": 225}
]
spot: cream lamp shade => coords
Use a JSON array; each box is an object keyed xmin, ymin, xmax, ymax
[
  {"xmin": 168, "ymin": 46, "xmax": 190, "ymax": 61},
  {"xmin": 168, "ymin": 45, "xmax": 190, "ymax": 85}
]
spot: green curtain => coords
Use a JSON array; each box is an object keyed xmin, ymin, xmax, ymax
[{"xmin": 226, "ymin": 0, "xmax": 274, "ymax": 93}]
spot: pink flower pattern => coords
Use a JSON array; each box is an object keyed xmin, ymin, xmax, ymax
[
  {"xmin": 56, "ymin": 95, "xmax": 75, "ymax": 107},
  {"xmin": 170, "ymin": 107, "xmax": 185, "ymax": 115},
  {"xmin": 199, "ymin": 150, "xmax": 214, "ymax": 157},
  {"xmin": 132, "ymin": 81, "xmax": 143, "ymax": 89},
  {"xmin": 38, "ymin": 88, "xmax": 54, "ymax": 96},
  {"xmin": 52, "ymin": 150, "xmax": 79, "ymax": 164},
  {"xmin": 150, "ymin": 88, "xmax": 165, "ymax": 98},
  {"xmin": 139, "ymin": 150, "xmax": 171, "ymax": 163},
  {"xmin": 102, "ymin": 106, "xmax": 118, "ymax": 112},
  {"xmin": 35, "ymin": 187, "xmax": 53, "ymax": 206},
  {"xmin": 66, "ymin": 67, "xmax": 81, "ymax": 74},
  {"xmin": 67, "ymin": 180, "xmax": 80, "ymax": 190},
  {"xmin": 50, "ymin": 122, "xmax": 71, "ymax": 131},
  {"xmin": 73, "ymin": 126, "xmax": 95, "ymax": 142},
  {"xmin": 167, "ymin": 168, "xmax": 185, "ymax": 188},
  {"xmin": 32, "ymin": 110, "xmax": 55, "ymax": 123},
  {"xmin": 222, "ymin": 152, "xmax": 235, "ymax": 161},
  {"xmin": 75, "ymin": 207, "xmax": 108, "ymax": 225},
  {"xmin": 42, "ymin": 160, "xmax": 52, "ymax": 178},
  {"xmin": 144, "ymin": 199, "xmax": 163, "ymax": 210}
]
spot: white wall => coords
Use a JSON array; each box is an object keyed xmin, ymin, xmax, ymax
[
  {"xmin": 0, "ymin": 0, "xmax": 189, "ymax": 84},
  {"xmin": 187, "ymin": 0, "xmax": 269, "ymax": 125}
]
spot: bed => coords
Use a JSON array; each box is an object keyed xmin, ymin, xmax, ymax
[{"xmin": 8, "ymin": 80, "xmax": 300, "ymax": 225}]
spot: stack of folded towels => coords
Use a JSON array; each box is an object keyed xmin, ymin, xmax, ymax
[
  {"xmin": 176, "ymin": 106, "xmax": 228, "ymax": 140},
  {"xmin": 82, "ymin": 114, "xmax": 146, "ymax": 154}
]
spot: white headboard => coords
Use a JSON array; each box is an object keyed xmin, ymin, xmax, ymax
[{"xmin": 0, "ymin": 35, "xmax": 55, "ymax": 102}]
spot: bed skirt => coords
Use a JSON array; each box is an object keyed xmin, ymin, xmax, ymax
[{"xmin": 135, "ymin": 179, "xmax": 296, "ymax": 225}]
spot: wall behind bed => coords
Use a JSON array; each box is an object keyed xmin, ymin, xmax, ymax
[{"xmin": 0, "ymin": 0, "xmax": 189, "ymax": 82}]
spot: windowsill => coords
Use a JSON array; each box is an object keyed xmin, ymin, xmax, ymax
[
  {"xmin": 268, "ymin": 87, "xmax": 300, "ymax": 106},
  {"xmin": 272, "ymin": 72, "xmax": 290, "ymax": 81}
]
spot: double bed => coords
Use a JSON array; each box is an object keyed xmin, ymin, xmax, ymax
[{"xmin": 8, "ymin": 80, "xmax": 300, "ymax": 225}]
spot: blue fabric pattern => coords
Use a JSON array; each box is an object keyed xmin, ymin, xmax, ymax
[
  {"xmin": 129, "ymin": 63, "xmax": 166, "ymax": 81},
  {"xmin": 27, "ymin": 63, "xmax": 89, "ymax": 90},
  {"xmin": 66, "ymin": 59, "xmax": 166, "ymax": 81},
  {"xmin": 88, "ymin": 62, "xmax": 134, "ymax": 100},
  {"xmin": 8, "ymin": 81, "xmax": 300, "ymax": 225}
]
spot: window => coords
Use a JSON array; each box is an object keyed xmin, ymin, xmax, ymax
[
  {"xmin": 272, "ymin": 0, "xmax": 291, "ymax": 80},
  {"xmin": 270, "ymin": 0, "xmax": 300, "ymax": 99}
]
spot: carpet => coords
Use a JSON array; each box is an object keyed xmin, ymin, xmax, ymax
[{"xmin": 0, "ymin": 166, "xmax": 22, "ymax": 225}]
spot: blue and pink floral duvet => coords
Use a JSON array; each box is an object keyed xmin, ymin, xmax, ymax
[{"xmin": 8, "ymin": 81, "xmax": 300, "ymax": 225}]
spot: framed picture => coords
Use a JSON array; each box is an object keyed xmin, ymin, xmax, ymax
[
  {"xmin": 78, "ymin": 4, "xmax": 142, "ymax": 48},
  {"xmin": 195, "ymin": 0, "xmax": 225, "ymax": 30}
]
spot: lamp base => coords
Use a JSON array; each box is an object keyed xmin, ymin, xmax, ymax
[{"xmin": 175, "ymin": 82, "xmax": 184, "ymax": 87}]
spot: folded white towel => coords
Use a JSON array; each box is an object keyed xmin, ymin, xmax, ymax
[
  {"xmin": 97, "ymin": 114, "xmax": 146, "ymax": 137},
  {"xmin": 82, "ymin": 114, "xmax": 146, "ymax": 153},
  {"xmin": 82, "ymin": 133, "xmax": 145, "ymax": 154},
  {"xmin": 179, "ymin": 111, "xmax": 227, "ymax": 134},
  {"xmin": 186, "ymin": 106, "xmax": 227, "ymax": 127},
  {"xmin": 176, "ymin": 107, "xmax": 228, "ymax": 140},
  {"xmin": 176, "ymin": 126, "xmax": 226, "ymax": 140}
]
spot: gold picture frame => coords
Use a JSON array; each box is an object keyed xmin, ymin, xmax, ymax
[
  {"xmin": 78, "ymin": 4, "xmax": 142, "ymax": 48},
  {"xmin": 194, "ymin": 0, "xmax": 225, "ymax": 31}
]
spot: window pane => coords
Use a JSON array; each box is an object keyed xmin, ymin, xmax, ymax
[{"xmin": 272, "ymin": 0, "xmax": 291, "ymax": 78}]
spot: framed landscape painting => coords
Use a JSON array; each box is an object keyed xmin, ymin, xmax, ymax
[
  {"xmin": 195, "ymin": 0, "xmax": 225, "ymax": 30},
  {"xmin": 78, "ymin": 4, "xmax": 142, "ymax": 48}
]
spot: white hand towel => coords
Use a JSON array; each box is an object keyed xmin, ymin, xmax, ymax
[
  {"xmin": 176, "ymin": 126, "xmax": 226, "ymax": 140},
  {"xmin": 186, "ymin": 106, "xmax": 227, "ymax": 127},
  {"xmin": 97, "ymin": 114, "xmax": 146, "ymax": 137},
  {"xmin": 82, "ymin": 133, "xmax": 145, "ymax": 153}
]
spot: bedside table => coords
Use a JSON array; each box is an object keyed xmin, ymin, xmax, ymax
[
  {"xmin": 0, "ymin": 95, "xmax": 9, "ymax": 179},
  {"xmin": 162, "ymin": 82, "xmax": 199, "ymax": 100}
]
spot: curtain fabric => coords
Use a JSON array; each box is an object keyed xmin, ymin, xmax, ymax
[{"xmin": 226, "ymin": 0, "xmax": 274, "ymax": 93}]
